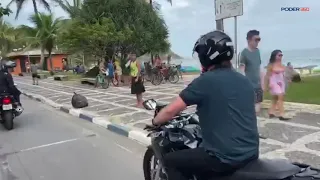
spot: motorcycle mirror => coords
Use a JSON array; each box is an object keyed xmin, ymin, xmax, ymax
[{"xmin": 143, "ymin": 99, "xmax": 157, "ymax": 110}]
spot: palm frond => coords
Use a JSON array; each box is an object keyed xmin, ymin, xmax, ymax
[{"xmin": 39, "ymin": 0, "xmax": 51, "ymax": 12}]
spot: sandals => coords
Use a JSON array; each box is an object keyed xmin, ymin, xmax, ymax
[
  {"xmin": 268, "ymin": 114, "xmax": 276, "ymax": 118},
  {"xmin": 269, "ymin": 113, "xmax": 291, "ymax": 120}
]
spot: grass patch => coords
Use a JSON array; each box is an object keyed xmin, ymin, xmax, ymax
[
  {"xmin": 264, "ymin": 75, "xmax": 320, "ymax": 104},
  {"xmin": 313, "ymin": 69, "xmax": 320, "ymax": 73}
]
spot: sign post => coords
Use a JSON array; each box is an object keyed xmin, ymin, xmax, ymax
[{"xmin": 214, "ymin": 0, "xmax": 243, "ymax": 68}]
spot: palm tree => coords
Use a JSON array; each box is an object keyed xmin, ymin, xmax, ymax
[
  {"xmin": 7, "ymin": 0, "xmax": 51, "ymax": 19},
  {"xmin": 52, "ymin": 0, "xmax": 82, "ymax": 19},
  {"xmin": 0, "ymin": 20, "xmax": 19, "ymax": 56},
  {"xmin": 20, "ymin": 13, "xmax": 61, "ymax": 70}
]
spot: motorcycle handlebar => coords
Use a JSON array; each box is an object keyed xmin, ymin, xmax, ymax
[{"xmin": 145, "ymin": 113, "xmax": 196, "ymax": 131}]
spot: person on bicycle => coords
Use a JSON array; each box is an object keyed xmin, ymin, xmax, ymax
[
  {"xmin": 151, "ymin": 30, "xmax": 259, "ymax": 180},
  {"xmin": 106, "ymin": 59, "xmax": 114, "ymax": 82}
]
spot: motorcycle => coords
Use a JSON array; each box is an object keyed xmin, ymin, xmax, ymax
[
  {"xmin": 0, "ymin": 94, "xmax": 23, "ymax": 130},
  {"xmin": 142, "ymin": 99, "xmax": 320, "ymax": 180}
]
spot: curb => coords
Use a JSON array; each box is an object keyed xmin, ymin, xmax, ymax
[
  {"xmin": 21, "ymin": 91, "xmax": 151, "ymax": 146},
  {"xmin": 262, "ymin": 100, "xmax": 320, "ymax": 110}
]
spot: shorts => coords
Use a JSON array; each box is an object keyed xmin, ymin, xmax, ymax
[
  {"xmin": 131, "ymin": 77, "xmax": 145, "ymax": 94},
  {"xmin": 254, "ymin": 88, "xmax": 263, "ymax": 103},
  {"xmin": 32, "ymin": 73, "xmax": 39, "ymax": 78}
]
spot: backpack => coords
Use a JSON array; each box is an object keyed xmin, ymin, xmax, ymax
[{"xmin": 71, "ymin": 92, "xmax": 88, "ymax": 108}]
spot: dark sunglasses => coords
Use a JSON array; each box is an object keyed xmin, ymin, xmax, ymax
[{"xmin": 278, "ymin": 54, "xmax": 283, "ymax": 57}]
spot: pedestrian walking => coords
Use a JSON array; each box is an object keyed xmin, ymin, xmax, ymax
[
  {"xmin": 30, "ymin": 62, "xmax": 39, "ymax": 85},
  {"xmin": 284, "ymin": 62, "xmax": 294, "ymax": 91},
  {"xmin": 264, "ymin": 50, "xmax": 290, "ymax": 120},
  {"xmin": 114, "ymin": 56, "xmax": 122, "ymax": 85},
  {"xmin": 240, "ymin": 30, "xmax": 263, "ymax": 114},
  {"xmin": 126, "ymin": 53, "xmax": 145, "ymax": 108}
]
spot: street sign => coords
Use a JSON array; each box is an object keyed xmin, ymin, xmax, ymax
[{"xmin": 215, "ymin": 0, "xmax": 244, "ymax": 20}]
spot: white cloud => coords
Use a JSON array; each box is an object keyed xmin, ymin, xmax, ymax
[{"xmin": 174, "ymin": 0, "xmax": 189, "ymax": 8}]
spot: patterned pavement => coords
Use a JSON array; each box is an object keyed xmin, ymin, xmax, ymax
[{"xmin": 13, "ymin": 76, "xmax": 320, "ymax": 168}]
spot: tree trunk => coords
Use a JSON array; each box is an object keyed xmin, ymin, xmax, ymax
[
  {"xmin": 48, "ymin": 54, "xmax": 53, "ymax": 72},
  {"xmin": 39, "ymin": 47, "xmax": 45, "ymax": 70}
]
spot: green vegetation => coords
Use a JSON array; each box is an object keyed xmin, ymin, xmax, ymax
[
  {"xmin": 265, "ymin": 75, "xmax": 320, "ymax": 105},
  {"xmin": 0, "ymin": 3, "xmax": 11, "ymax": 18},
  {"xmin": 313, "ymin": 69, "xmax": 320, "ymax": 73},
  {"xmin": 20, "ymin": 13, "xmax": 62, "ymax": 69},
  {"xmin": 8, "ymin": 0, "xmax": 51, "ymax": 19},
  {"xmin": 1, "ymin": 0, "xmax": 172, "ymax": 73}
]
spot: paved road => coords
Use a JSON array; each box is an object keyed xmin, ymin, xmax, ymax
[
  {"xmin": 12, "ymin": 76, "xmax": 320, "ymax": 168},
  {"xmin": 0, "ymin": 96, "xmax": 145, "ymax": 180}
]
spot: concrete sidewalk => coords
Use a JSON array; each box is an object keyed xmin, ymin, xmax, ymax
[{"xmin": 14, "ymin": 76, "xmax": 320, "ymax": 168}]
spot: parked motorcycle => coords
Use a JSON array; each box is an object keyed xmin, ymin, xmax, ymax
[
  {"xmin": 142, "ymin": 99, "xmax": 320, "ymax": 180},
  {"xmin": 0, "ymin": 94, "xmax": 23, "ymax": 130}
]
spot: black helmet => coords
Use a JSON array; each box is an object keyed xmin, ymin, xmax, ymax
[
  {"xmin": 0, "ymin": 59, "xmax": 16, "ymax": 71},
  {"xmin": 193, "ymin": 31, "xmax": 234, "ymax": 69},
  {"xmin": 2, "ymin": 60, "xmax": 16, "ymax": 68}
]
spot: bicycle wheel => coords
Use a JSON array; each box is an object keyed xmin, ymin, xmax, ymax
[
  {"xmin": 95, "ymin": 76, "xmax": 100, "ymax": 88},
  {"xmin": 101, "ymin": 77, "xmax": 110, "ymax": 89},
  {"xmin": 168, "ymin": 73, "xmax": 179, "ymax": 84},
  {"xmin": 144, "ymin": 72, "xmax": 151, "ymax": 82},
  {"xmin": 151, "ymin": 73, "xmax": 162, "ymax": 86}
]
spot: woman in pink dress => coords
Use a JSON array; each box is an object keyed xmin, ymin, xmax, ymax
[{"xmin": 264, "ymin": 50, "xmax": 290, "ymax": 120}]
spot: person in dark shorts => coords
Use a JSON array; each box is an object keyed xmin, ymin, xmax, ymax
[
  {"xmin": 240, "ymin": 30, "xmax": 263, "ymax": 113},
  {"xmin": 151, "ymin": 31, "xmax": 259, "ymax": 180},
  {"xmin": 30, "ymin": 63, "xmax": 39, "ymax": 85},
  {"xmin": 127, "ymin": 53, "xmax": 145, "ymax": 107}
]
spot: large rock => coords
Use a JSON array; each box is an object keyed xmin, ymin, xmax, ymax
[
  {"xmin": 292, "ymin": 73, "xmax": 301, "ymax": 82},
  {"xmin": 84, "ymin": 66, "xmax": 99, "ymax": 78}
]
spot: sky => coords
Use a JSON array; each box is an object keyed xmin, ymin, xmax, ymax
[{"xmin": 2, "ymin": 0, "xmax": 320, "ymax": 57}]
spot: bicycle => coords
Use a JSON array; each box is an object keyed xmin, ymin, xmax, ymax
[
  {"xmin": 150, "ymin": 65, "xmax": 180, "ymax": 86},
  {"xmin": 95, "ymin": 71, "xmax": 110, "ymax": 89}
]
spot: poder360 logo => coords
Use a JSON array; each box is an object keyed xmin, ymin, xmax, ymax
[{"xmin": 281, "ymin": 7, "xmax": 310, "ymax": 12}]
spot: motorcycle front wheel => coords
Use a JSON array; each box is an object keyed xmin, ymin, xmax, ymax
[{"xmin": 143, "ymin": 148, "xmax": 166, "ymax": 180}]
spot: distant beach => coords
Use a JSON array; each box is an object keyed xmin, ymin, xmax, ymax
[{"xmin": 173, "ymin": 48, "xmax": 320, "ymax": 70}]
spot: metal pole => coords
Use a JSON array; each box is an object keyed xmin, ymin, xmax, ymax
[{"xmin": 234, "ymin": 16, "xmax": 238, "ymax": 68}]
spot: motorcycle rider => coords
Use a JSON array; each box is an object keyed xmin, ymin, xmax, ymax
[
  {"xmin": 0, "ymin": 60, "xmax": 22, "ymax": 105},
  {"xmin": 151, "ymin": 31, "xmax": 259, "ymax": 179}
]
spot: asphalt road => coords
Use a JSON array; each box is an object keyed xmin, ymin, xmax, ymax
[{"xmin": 0, "ymin": 96, "xmax": 146, "ymax": 180}]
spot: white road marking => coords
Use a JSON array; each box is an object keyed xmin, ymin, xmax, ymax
[
  {"xmin": 114, "ymin": 143, "xmax": 133, "ymax": 153},
  {"xmin": 18, "ymin": 138, "xmax": 79, "ymax": 153}
]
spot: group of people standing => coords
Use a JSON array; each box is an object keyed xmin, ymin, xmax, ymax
[
  {"xmin": 99, "ymin": 53, "xmax": 145, "ymax": 108},
  {"xmin": 240, "ymin": 30, "xmax": 290, "ymax": 120}
]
